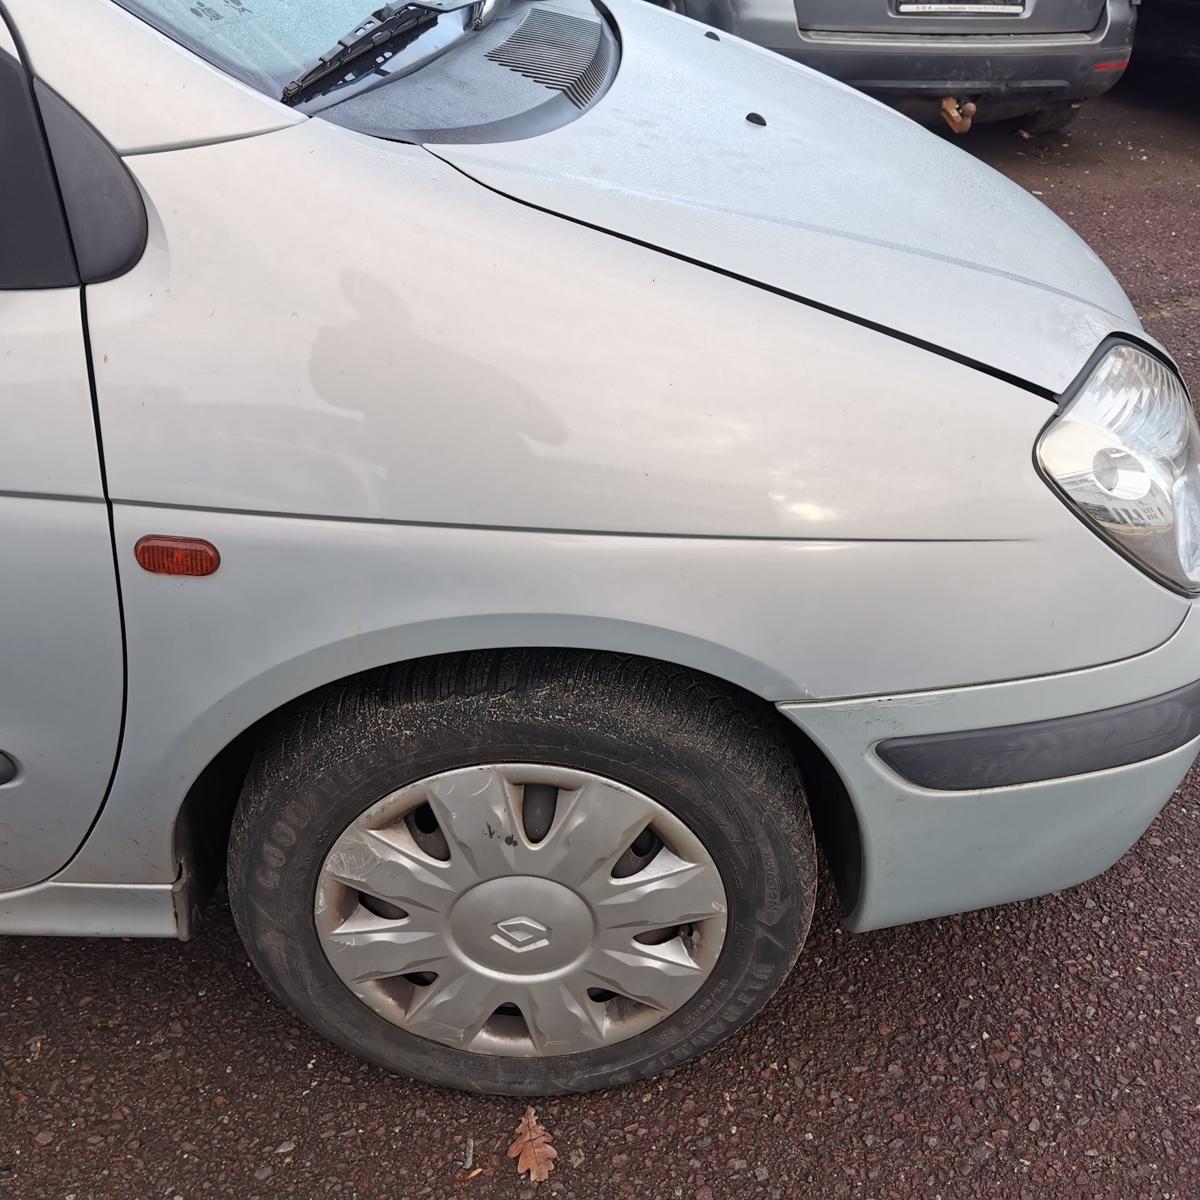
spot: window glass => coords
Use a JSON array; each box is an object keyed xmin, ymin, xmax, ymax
[
  {"xmin": 0, "ymin": 45, "xmax": 77, "ymax": 289},
  {"xmin": 115, "ymin": 0, "xmax": 377, "ymax": 95}
]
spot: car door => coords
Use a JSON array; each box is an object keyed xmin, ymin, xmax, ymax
[{"xmin": 0, "ymin": 10, "xmax": 126, "ymax": 891}]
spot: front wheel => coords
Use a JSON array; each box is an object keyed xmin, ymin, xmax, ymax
[{"xmin": 228, "ymin": 651, "xmax": 816, "ymax": 1095}]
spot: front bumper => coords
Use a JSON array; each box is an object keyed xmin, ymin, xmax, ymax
[
  {"xmin": 708, "ymin": 0, "xmax": 1134, "ymax": 118},
  {"xmin": 780, "ymin": 602, "xmax": 1200, "ymax": 932}
]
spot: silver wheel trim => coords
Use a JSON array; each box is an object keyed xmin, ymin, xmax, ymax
[{"xmin": 314, "ymin": 763, "xmax": 729, "ymax": 1058}]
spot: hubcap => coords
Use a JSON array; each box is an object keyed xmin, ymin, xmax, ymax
[
  {"xmin": 450, "ymin": 877, "xmax": 591, "ymax": 973},
  {"xmin": 314, "ymin": 764, "xmax": 728, "ymax": 1057}
]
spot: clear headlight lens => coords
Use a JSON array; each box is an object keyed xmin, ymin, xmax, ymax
[{"xmin": 1037, "ymin": 343, "xmax": 1200, "ymax": 595}]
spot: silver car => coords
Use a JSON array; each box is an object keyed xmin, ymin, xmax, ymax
[{"xmin": 2, "ymin": 0, "xmax": 1197, "ymax": 1097}]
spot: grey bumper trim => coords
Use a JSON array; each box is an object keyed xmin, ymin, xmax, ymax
[{"xmin": 877, "ymin": 678, "xmax": 1200, "ymax": 790}]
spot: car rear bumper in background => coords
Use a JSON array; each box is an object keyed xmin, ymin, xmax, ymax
[
  {"xmin": 706, "ymin": 0, "xmax": 1135, "ymax": 117},
  {"xmin": 780, "ymin": 602, "xmax": 1200, "ymax": 933}
]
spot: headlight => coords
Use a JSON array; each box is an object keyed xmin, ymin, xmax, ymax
[{"xmin": 1037, "ymin": 342, "xmax": 1200, "ymax": 595}]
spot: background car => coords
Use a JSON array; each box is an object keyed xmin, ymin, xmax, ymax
[{"xmin": 672, "ymin": 0, "xmax": 1137, "ymax": 131}]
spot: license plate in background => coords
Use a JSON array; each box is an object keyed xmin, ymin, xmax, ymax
[{"xmin": 897, "ymin": 2, "xmax": 1024, "ymax": 12}]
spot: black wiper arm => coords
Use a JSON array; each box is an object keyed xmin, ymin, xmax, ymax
[{"xmin": 281, "ymin": 0, "xmax": 478, "ymax": 105}]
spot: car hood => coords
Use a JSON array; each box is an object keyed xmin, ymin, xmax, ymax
[{"xmin": 427, "ymin": 0, "xmax": 1139, "ymax": 394}]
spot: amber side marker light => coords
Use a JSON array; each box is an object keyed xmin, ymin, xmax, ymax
[{"xmin": 135, "ymin": 535, "xmax": 221, "ymax": 577}]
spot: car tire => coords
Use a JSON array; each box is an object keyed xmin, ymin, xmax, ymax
[
  {"xmin": 1023, "ymin": 102, "xmax": 1081, "ymax": 134},
  {"xmin": 227, "ymin": 649, "xmax": 816, "ymax": 1095}
]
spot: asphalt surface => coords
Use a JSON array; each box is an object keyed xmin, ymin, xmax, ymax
[{"xmin": 4, "ymin": 68, "xmax": 1200, "ymax": 1200}]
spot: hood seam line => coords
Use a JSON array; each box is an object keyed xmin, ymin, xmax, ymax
[{"xmin": 426, "ymin": 145, "xmax": 1062, "ymax": 403}]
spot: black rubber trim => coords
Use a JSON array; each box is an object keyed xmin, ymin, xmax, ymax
[{"xmin": 877, "ymin": 677, "xmax": 1200, "ymax": 791}]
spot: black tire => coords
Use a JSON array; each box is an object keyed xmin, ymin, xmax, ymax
[
  {"xmin": 227, "ymin": 650, "xmax": 816, "ymax": 1095},
  {"xmin": 1022, "ymin": 102, "xmax": 1082, "ymax": 134}
]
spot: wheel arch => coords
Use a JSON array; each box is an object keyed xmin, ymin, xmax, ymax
[{"xmin": 165, "ymin": 632, "xmax": 861, "ymax": 921}]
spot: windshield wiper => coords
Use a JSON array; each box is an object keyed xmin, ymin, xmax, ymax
[{"xmin": 282, "ymin": 0, "xmax": 479, "ymax": 105}]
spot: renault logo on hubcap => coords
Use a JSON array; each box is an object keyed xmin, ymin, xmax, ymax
[{"xmin": 492, "ymin": 915, "xmax": 551, "ymax": 953}]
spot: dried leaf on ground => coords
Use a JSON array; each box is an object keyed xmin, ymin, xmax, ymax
[{"xmin": 507, "ymin": 1106, "xmax": 558, "ymax": 1183}]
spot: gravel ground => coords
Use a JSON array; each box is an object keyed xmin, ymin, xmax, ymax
[{"xmin": 3, "ymin": 69, "xmax": 1200, "ymax": 1200}]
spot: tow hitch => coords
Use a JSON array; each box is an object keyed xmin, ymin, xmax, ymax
[{"xmin": 939, "ymin": 97, "xmax": 977, "ymax": 135}]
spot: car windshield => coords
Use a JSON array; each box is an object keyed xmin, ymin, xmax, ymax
[{"xmin": 115, "ymin": 0, "xmax": 381, "ymax": 96}]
